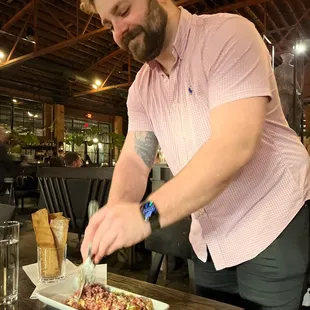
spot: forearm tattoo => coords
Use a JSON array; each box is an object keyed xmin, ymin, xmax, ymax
[{"xmin": 134, "ymin": 132, "xmax": 159, "ymax": 169}]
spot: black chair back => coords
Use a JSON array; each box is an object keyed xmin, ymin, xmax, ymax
[
  {"xmin": 37, "ymin": 167, "xmax": 113, "ymax": 236},
  {"xmin": 144, "ymin": 166, "xmax": 195, "ymax": 291},
  {"xmin": 0, "ymin": 204, "xmax": 17, "ymax": 221}
]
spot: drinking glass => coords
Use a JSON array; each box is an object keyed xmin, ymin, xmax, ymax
[
  {"xmin": 37, "ymin": 244, "xmax": 67, "ymax": 283},
  {"xmin": 0, "ymin": 221, "xmax": 20, "ymax": 305}
]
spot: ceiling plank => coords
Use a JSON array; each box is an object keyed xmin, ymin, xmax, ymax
[
  {"xmin": 86, "ymin": 49, "xmax": 124, "ymax": 71},
  {"xmin": 0, "ymin": 27, "xmax": 108, "ymax": 70},
  {"xmin": 41, "ymin": 2, "xmax": 74, "ymax": 39},
  {"xmin": 276, "ymin": 7, "xmax": 310, "ymax": 50},
  {"xmin": 73, "ymin": 82, "xmax": 131, "ymax": 97},
  {"xmin": 0, "ymin": 86, "xmax": 54, "ymax": 104},
  {"xmin": 1, "ymin": 0, "xmax": 35, "ymax": 31}
]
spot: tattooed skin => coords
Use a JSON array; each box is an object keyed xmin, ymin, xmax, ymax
[{"xmin": 134, "ymin": 132, "xmax": 159, "ymax": 168}]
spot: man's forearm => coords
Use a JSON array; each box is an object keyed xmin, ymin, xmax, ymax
[
  {"xmin": 148, "ymin": 138, "xmax": 255, "ymax": 227},
  {"xmin": 108, "ymin": 157, "xmax": 149, "ymax": 204}
]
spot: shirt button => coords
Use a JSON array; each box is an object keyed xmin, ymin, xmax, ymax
[
  {"xmin": 171, "ymin": 103, "xmax": 176, "ymax": 108},
  {"xmin": 199, "ymin": 209, "xmax": 205, "ymax": 216}
]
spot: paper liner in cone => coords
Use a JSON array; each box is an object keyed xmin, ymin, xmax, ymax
[{"xmin": 50, "ymin": 216, "xmax": 70, "ymax": 271}]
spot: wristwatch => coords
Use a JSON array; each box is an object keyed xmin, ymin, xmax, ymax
[{"xmin": 140, "ymin": 200, "xmax": 161, "ymax": 232}]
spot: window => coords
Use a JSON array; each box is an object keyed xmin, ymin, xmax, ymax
[
  {"xmin": 65, "ymin": 117, "xmax": 112, "ymax": 165},
  {"xmin": 0, "ymin": 103, "xmax": 43, "ymax": 136},
  {"xmin": 0, "ymin": 105, "xmax": 12, "ymax": 127},
  {"xmin": 14, "ymin": 108, "xmax": 43, "ymax": 136}
]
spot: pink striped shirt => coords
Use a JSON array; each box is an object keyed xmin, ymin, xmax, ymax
[{"xmin": 127, "ymin": 8, "xmax": 310, "ymax": 270}]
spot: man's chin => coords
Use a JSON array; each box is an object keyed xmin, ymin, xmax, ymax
[{"xmin": 130, "ymin": 49, "xmax": 157, "ymax": 63}]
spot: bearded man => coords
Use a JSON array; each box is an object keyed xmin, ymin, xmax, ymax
[{"xmin": 80, "ymin": 1, "xmax": 310, "ymax": 309}]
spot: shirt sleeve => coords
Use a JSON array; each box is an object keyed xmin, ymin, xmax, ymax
[
  {"xmin": 126, "ymin": 80, "xmax": 153, "ymax": 132},
  {"xmin": 205, "ymin": 16, "xmax": 273, "ymax": 110}
]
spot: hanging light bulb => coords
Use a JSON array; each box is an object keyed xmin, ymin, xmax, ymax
[
  {"xmin": 95, "ymin": 79, "xmax": 102, "ymax": 86},
  {"xmin": 294, "ymin": 42, "xmax": 307, "ymax": 54}
]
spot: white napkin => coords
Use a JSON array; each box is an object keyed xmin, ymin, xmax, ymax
[
  {"xmin": 22, "ymin": 260, "xmax": 107, "ymax": 299},
  {"xmin": 303, "ymin": 288, "xmax": 310, "ymax": 306}
]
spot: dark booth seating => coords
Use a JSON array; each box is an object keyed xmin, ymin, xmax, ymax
[{"xmin": 15, "ymin": 165, "xmax": 40, "ymax": 210}]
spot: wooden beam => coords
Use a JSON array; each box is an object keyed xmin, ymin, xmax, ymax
[
  {"xmin": 205, "ymin": 0, "xmax": 271, "ymax": 13},
  {"xmin": 1, "ymin": 0, "xmax": 35, "ymax": 31},
  {"xmin": 73, "ymin": 82, "xmax": 131, "ymax": 97},
  {"xmin": 86, "ymin": 49, "xmax": 124, "ymax": 71},
  {"xmin": 7, "ymin": 11, "xmax": 33, "ymax": 61},
  {"xmin": 33, "ymin": 0, "xmax": 39, "ymax": 52},
  {"xmin": 82, "ymin": 13, "xmax": 93, "ymax": 35},
  {"xmin": 0, "ymin": 27, "xmax": 108, "ymax": 70},
  {"xmin": 0, "ymin": 86, "xmax": 54, "ymax": 104},
  {"xmin": 41, "ymin": 2, "xmax": 74, "ymax": 39}
]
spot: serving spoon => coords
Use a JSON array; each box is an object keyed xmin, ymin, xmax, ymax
[{"xmin": 75, "ymin": 200, "xmax": 99, "ymax": 302}]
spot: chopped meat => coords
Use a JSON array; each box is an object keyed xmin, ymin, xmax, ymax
[{"xmin": 64, "ymin": 283, "xmax": 154, "ymax": 310}]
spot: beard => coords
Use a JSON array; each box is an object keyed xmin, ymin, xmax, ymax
[{"xmin": 120, "ymin": 0, "xmax": 168, "ymax": 63}]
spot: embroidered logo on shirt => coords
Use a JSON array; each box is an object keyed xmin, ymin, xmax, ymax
[{"xmin": 188, "ymin": 87, "xmax": 193, "ymax": 94}]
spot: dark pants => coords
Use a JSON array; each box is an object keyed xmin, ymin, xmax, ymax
[{"xmin": 193, "ymin": 202, "xmax": 310, "ymax": 310}]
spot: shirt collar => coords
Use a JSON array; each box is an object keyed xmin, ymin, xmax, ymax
[{"xmin": 148, "ymin": 7, "xmax": 193, "ymax": 70}]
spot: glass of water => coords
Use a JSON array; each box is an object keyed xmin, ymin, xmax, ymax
[{"xmin": 0, "ymin": 221, "xmax": 20, "ymax": 305}]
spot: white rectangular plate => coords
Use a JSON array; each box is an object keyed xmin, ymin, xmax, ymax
[{"xmin": 36, "ymin": 275, "xmax": 170, "ymax": 310}]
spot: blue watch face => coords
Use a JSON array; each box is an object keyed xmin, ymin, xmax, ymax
[{"xmin": 141, "ymin": 201, "xmax": 157, "ymax": 221}]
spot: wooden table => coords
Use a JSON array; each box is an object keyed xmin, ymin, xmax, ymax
[
  {"xmin": 4, "ymin": 268, "xmax": 241, "ymax": 310},
  {"xmin": 12, "ymin": 231, "xmax": 241, "ymax": 310}
]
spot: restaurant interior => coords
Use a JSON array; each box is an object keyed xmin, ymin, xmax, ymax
[{"xmin": 0, "ymin": 0, "xmax": 310, "ymax": 309}]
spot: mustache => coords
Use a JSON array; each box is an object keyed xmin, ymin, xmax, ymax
[{"xmin": 122, "ymin": 26, "xmax": 145, "ymax": 48}]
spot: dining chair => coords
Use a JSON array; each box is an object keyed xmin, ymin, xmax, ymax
[
  {"xmin": 0, "ymin": 203, "xmax": 17, "ymax": 221},
  {"xmin": 37, "ymin": 167, "xmax": 113, "ymax": 241}
]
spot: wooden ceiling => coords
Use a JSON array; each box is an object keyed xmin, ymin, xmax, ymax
[{"xmin": 0, "ymin": 0, "xmax": 310, "ymax": 117}]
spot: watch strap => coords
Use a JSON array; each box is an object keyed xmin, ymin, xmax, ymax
[
  {"xmin": 149, "ymin": 212, "xmax": 161, "ymax": 232},
  {"xmin": 140, "ymin": 200, "xmax": 161, "ymax": 232}
]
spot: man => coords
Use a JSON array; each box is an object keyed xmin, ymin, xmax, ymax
[
  {"xmin": 80, "ymin": 0, "xmax": 310, "ymax": 308},
  {"xmin": 0, "ymin": 128, "xmax": 14, "ymax": 184},
  {"xmin": 49, "ymin": 151, "xmax": 65, "ymax": 167},
  {"xmin": 64, "ymin": 152, "xmax": 82, "ymax": 168}
]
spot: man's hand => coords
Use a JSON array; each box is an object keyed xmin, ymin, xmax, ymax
[{"xmin": 81, "ymin": 202, "xmax": 152, "ymax": 264}]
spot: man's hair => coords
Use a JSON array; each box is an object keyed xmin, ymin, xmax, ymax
[
  {"xmin": 80, "ymin": 0, "xmax": 97, "ymax": 14},
  {"xmin": 64, "ymin": 152, "xmax": 80, "ymax": 167}
]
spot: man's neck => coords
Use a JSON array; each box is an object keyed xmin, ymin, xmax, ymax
[{"xmin": 156, "ymin": 6, "xmax": 181, "ymax": 75}]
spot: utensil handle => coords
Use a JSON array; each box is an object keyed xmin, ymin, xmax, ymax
[{"xmin": 88, "ymin": 200, "xmax": 99, "ymax": 220}]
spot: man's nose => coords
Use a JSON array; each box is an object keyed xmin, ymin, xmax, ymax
[{"xmin": 113, "ymin": 20, "xmax": 128, "ymax": 44}]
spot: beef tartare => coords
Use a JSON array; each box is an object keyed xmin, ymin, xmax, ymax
[{"xmin": 64, "ymin": 283, "xmax": 154, "ymax": 310}]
